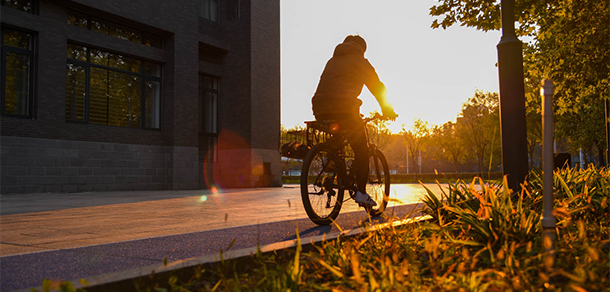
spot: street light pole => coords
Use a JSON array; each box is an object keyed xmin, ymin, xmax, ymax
[
  {"xmin": 406, "ymin": 145, "xmax": 409, "ymax": 174},
  {"xmin": 600, "ymin": 98, "xmax": 610, "ymax": 167},
  {"xmin": 497, "ymin": 0, "xmax": 529, "ymax": 191},
  {"xmin": 541, "ymin": 80, "xmax": 556, "ymax": 274}
]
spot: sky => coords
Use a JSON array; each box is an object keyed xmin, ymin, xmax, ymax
[{"xmin": 280, "ymin": 0, "xmax": 502, "ymax": 133}]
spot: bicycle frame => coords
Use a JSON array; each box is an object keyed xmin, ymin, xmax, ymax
[
  {"xmin": 300, "ymin": 114, "xmax": 392, "ymax": 225},
  {"xmin": 304, "ymin": 115, "xmax": 385, "ymax": 195}
]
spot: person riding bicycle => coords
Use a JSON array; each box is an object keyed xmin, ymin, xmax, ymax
[{"xmin": 311, "ymin": 35, "xmax": 398, "ymax": 207}]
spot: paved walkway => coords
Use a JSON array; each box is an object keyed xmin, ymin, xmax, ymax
[{"xmin": 0, "ymin": 183, "xmax": 442, "ymax": 258}]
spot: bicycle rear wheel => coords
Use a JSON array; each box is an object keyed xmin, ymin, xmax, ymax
[
  {"xmin": 300, "ymin": 145, "xmax": 345, "ymax": 226},
  {"xmin": 365, "ymin": 149, "xmax": 390, "ymax": 217}
]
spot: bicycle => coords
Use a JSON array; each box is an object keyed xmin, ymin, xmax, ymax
[{"xmin": 299, "ymin": 114, "xmax": 391, "ymax": 226}]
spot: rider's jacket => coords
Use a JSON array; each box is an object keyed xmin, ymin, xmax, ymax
[{"xmin": 311, "ymin": 40, "xmax": 389, "ymax": 118}]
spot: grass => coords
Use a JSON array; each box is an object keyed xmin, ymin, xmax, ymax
[
  {"xmin": 40, "ymin": 167, "xmax": 609, "ymax": 292},
  {"xmin": 417, "ymin": 166, "xmax": 609, "ymax": 291}
]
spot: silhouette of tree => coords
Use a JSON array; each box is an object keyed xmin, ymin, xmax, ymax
[
  {"xmin": 433, "ymin": 121, "xmax": 466, "ymax": 173},
  {"xmin": 430, "ymin": 0, "xmax": 609, "ymax": 165},
  {"xmin": 457, "ymin": 91, "xmax": 501, "ymax": 174},
  {"xmin": 401, "ymin": 118, "xmax": 431, "ymax": 174}
]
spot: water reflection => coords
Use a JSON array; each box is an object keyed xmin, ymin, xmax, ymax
[{"xmin": 390, "ymin": 183, "xmax": 446, "ymax": 205}]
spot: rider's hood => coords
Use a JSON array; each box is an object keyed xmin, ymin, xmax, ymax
[{"xmin": 332, "ymin": 41, "xmax": 365, "ymax": 57}]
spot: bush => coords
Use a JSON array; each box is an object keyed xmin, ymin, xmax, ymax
[
  {"xmin": 419, "ymin": 166, "xmax": 609, "ymax": 291},
  {"xmin": 71, "ymin": 167, "xmax": 609, "ymax": 291}
]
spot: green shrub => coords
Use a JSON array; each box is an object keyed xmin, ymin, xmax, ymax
[
  {"xmin": 419, "ymin": 166, "xmax": 609, "ymax": 291},
  {"xmin": 79, "ymin": 167, "xmax": 608, "ymax": 291}
]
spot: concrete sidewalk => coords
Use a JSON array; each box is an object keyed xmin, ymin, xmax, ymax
[{"xmin": 0, "ymin": 183, "xmax": 439, "ymax": 257}]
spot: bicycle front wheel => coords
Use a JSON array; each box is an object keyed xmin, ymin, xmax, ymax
[
  {"xmin": 300, "ymin": 145, "xmax": 345, "ymax": 226},
  {"xmin": 366, "ymin": 149, "xmax": 390, "ymax": 217}
]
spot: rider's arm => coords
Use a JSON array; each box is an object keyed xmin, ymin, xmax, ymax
[{"xmin": 361, "ymin": 60, "xmax": 397, "ymax": 118}]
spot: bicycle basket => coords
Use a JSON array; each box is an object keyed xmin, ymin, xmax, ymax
[
  {"xmin": 305, "ymin": 120, "xmax": 354, "ymax": 157},
  {"xmin": 280, "ymin": 121, "xmax": 337, "ymax": 159},
  {"xmin": 281, "ymin": 141, "xmax": 310, "ymax": 159},
  {"xmin": 280, "ymin": 129, "xmax": 310, "ymax": 159}
]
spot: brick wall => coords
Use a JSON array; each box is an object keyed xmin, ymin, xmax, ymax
[
  {"xmin": 0, "ymin": 0, "xmax": 281, "ymax": 193},
  {"xmin": 0, "ymin": 136, "xmax": 178, "ymax": 194},
  {"xmin": 0, "ymin": 1, "xmax": 170, "ymax": 146}
]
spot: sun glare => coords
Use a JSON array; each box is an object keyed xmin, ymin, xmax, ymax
[{"xmin": 281, "ymin": 2, "xmax": 500, "ymax": 135}]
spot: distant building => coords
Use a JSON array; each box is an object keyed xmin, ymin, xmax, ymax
[{"xmin": 1, "ymin": 0, "xmax": 281, "ymax": 193}]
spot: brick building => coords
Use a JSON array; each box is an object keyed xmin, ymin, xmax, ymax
[{"xmin": 1, "ymin": 0, "xmax": 281, "ymax": 193}]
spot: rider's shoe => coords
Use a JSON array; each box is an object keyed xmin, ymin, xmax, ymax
[{"xmin": 355, "ymin": 191, "xmax": 377, "ymax": 207}]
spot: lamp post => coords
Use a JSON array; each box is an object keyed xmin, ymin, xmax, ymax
[
  {"xmin": 600, "ymin": 98, "xmax": 610, "ymax": 167},
  {"xmin": 406, "ymin": 145, "xmax": 409, "ymax": 174},
  {"xmin": 541, "ymin": 79, "xmax": 556, "ymax": 274},
  {"xmin": 497, "ymin": 0, "xmax": 529, "ymax": 191}
]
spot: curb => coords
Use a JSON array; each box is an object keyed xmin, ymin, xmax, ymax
[{"xmin": 24, "ymin": 215, "xmax": 431, "ymax": 292}]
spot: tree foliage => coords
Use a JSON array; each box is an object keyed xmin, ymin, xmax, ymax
[
  {"xmin": 401, "ymin": 118, "xmax": 431, "ymax": 174},
  {"xmin": 430, "ymin": 0, "xmax": 609, "ymax": 164},
  {"xmin": 367, "ymin": 111, "xmax": 393, "ymax": 151},
  {"xmin": 456, "ymin": 91, "xmax": 501, "ymax": 174},
  {"xmin": 432, "ymin": 122, "xmax": 466, "ymax": 172}
]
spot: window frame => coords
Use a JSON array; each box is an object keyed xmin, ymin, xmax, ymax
[
  {"xmin": 228, "ymin": 0, "xmax": 240, "ymax": 20},
  {"xmin": 1, "ymin": 25, "xmax": 36, "ymax": 118},
  {"xmin": 66, "ymin": 42, "xmax": 162, "ymax": 129},
  {"xmin": 200, "ymin": 0, "xmax": 220, "ymax": 23},
  {"xmin": 1, "ymin": 0, "xmax": 37, "ymax": 14},
  {"xmin": 200, "ymin": 75, "xmax": 218, "ymax": 135},
  {"xmin": 199, "ymin": 74, "xmax": 219, "ymax": 163},
  {"xmin": 67, "ymin": 9, "xmax": 163, "ymax": 49}
]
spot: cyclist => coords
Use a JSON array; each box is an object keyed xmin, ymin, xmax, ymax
[{"xmin": 311, "ymin": 34, "xmax": 397, "ymax": 207}]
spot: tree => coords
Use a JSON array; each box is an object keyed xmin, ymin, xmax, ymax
[
  {"xmin": 524, "ymin": 77, "xmax": 543, "ymax": 170},
  {"xmin": 401, "ymin": 118, "xmax": 431, "ymax": 174},
  {"xmin": 529, "ymin": 0, "xmax": 608, "ymax": 165},
  {"xmin": 433, "ymin": 121, "xmax": 467, "ymax": 172},
  {"xmin": 430, "ymin": 0, "xmax": 609, "ymax": 166},
  {"xmin": 556, "ymin": 103, "xmax": 607, "ymax": 164},
  {"xmin": 457, "ymin": 91, "xmax": 501, "ymax": 174},
  {"xmin": 366, "ymin": 111, "xmax": 393, "ymax": 151},
  {"xmin": 378, "ymin": 134, "xmax": 405, "ymax": 173}
]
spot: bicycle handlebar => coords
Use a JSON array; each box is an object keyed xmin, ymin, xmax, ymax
[{"xmin": 362, "ymin": 112, "xmax": 397, "ymax": 123}]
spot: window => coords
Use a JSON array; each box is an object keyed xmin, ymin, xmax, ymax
[
  {"xmin": 67, "ymin": 10, "xmax": 162, "ymax": 48},
  {"xmin": 1, "ymin": 0, "xmax": 35, "ymax": 13},
  {"xmin": 199, "ymin": 75, "xmax": 218, "ymax": 162},
  {"xmin": 200, "ymin": 0, "xmax": 219, "ymax": 22},
  {"xmin": 199, "ymin": 43, "xmax": 224, "ymax": 64},
  {"xmin": 66, "ymin": 43, "xmax": 161, "ymax": 129},
  {"xmin": 228, "ymin": 0, "xmax": 240, "ymax": 20},
  {"xmin": 1, "ymin": 26, "xmax": 35, "ymax": 117}
]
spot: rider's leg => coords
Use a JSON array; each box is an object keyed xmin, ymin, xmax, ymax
[
  {"xmin": 314, "ymin": 112, "xmax": 369, "ymax": 194},
  {"xmin": 343, "ymin": 118, "xmax": 376, "ymax": 206},
  {"xmin": 339, "ymin": 116, "xmax": 368, "ymax": 194}
]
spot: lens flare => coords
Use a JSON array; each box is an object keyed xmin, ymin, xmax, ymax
[
  {"xmin": 203, "ymin": 129, "xmax": 252, "ymax": 189},
  {"xmin": 199, "ymin": 195, "xmax": 208, "ymax": 202}
]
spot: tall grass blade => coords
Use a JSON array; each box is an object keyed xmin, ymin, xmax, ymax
[{"xmin": 317, "ymin": 259, "xmax": 344, "ymax": 278}]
